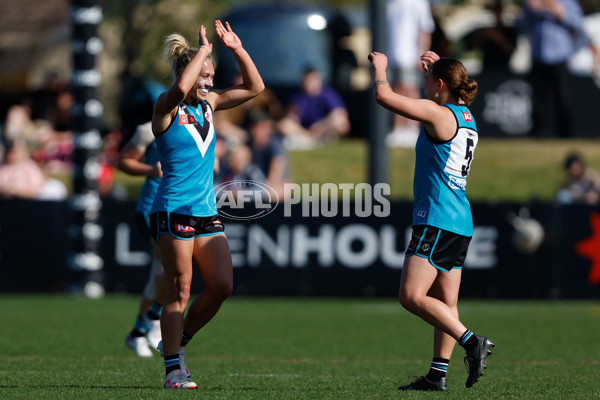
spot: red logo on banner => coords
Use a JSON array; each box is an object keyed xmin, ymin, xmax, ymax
[
  {"xmin": 575, "ymin": 211, "xmax": 600, "ymax": 285},
  {"xmin": 463, "ymin": 112, "xmax": 472, "ymax": 122}
]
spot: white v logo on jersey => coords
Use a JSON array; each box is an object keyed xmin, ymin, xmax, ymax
[
  {"xmin": 180, "ymin": 104, "xmax": 213, "ymax": 157},
  {"xmin": 183, "ymin": 123, "xmax": 213, "ymax": 157}
]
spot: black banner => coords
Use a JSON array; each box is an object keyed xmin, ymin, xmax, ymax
[
  {"xmin": 469, "ymin": 71, "xmax": 600, "ymax": 138},
  {"xmin": 2, "ymin": 200, "xmax": 600, "ymax": 298}
]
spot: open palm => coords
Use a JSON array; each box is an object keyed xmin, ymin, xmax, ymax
[{"xmin": 215, "ymin": 20, "xmax": 241, "ymax": 51}]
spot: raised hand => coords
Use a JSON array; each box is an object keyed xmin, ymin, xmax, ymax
[
  {"xmin": 368, "ymin": 52, "xmax": 388, "ymax": 71},
  {"xmin": 198, "ymin": 25, "xmax": 212, "ymax": 53},
  {"xmin": 420, "ymin": 51, "xmax": 440, "ymax": 71},
  {"xmin": 215, "ymin": 20, "xmax": 241, "ymax": 51}
]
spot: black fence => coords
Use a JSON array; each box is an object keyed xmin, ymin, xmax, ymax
[{"xmin": 1, "ymin": 199, "xmax": 599, "ymax": 298}]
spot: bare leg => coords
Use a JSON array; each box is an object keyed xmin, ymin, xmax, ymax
[
  {"xmin": 152, "ymin": 244, "xmax": 168, "ymax": 305},
  {"xmin": 399, "ymin": 256, "xmax": 467, "ymax": 341},
  {"xmin": 429, "ymin": 267, "xmax": 462, "ymax": 360},
  {"xmin": 183, "ymin": 235, "xmax": 233, "ymax": 335},
  {"xmin": 158, "ymin": 235, "xmax": 195, "ymax": 356}
]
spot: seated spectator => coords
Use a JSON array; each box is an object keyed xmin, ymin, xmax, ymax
[
  {"xmin": 213, "ymin": 70, "xmax": 284, "ymax": 145},
  {"xmin": 97, "ymin": 130, "xmax": 126, "ymax": 199},
  {"xmin": 0, "ymin": 137, "xmax": 67, "ymax": 200},
  {"xmin": 224, "ymin": 144, "xmax": 262, "ymax": 182},
  {"xmin": 29, "ymin": 71, "xmax": 73, "ymax": 133},
  {"xmin": 555, "ymin": 153, "xmax": 600, "ymax": 205},
  {"xmin": 247, "ymin": 110, "xmax": 291, "ymax": 199},
  {"xmin": 4, "ymin": 103, "xmax": 55, "ymax": 152},
  {"xmin": 278, "ymin": 67, "xmax": 350, "ymax": 149},
  {"xmin": 4, "ymin": 103, "xmax": 73, "ymax": 176}
]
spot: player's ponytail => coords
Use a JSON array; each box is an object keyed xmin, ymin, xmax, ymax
[
  {"xmin": 459, "ymin": 79, "xmax": 478, "ymax": 106},
  {"xmin": 162, "ymin": 33, "xmax": 198, "ymax": 78},
  {"xmin": 430, "ymin": 58, "xmax": 478, "ymax": 106}
]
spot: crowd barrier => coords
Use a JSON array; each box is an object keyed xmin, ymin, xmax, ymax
[{"xmin": 1, "ymin": 199, "xmax": 599, "ymax": 298}]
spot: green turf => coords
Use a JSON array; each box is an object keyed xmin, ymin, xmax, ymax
[
  {"xmin": 1, "ymin": 295, "xmax": 599, "ymax": 399},
  {"xmin": 66, "ymin": 137, "xmax": 600, "ymax": 203},
  {"xmin": 289, "ymin": 137, "xmax": 600, "ymax": 202}
]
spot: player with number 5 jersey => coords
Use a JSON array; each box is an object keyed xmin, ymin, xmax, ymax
[
  {"xmin": 369, "ymin": 49, "xmax": 494, "ymax": 391},
  {"xmin": 412, "ymin": 102, "xmax": 478, "ymax": 237}
]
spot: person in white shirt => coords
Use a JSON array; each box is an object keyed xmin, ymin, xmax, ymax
[{"xmin": 385, "ymin": 0, "xmax": 435, "ymax": 148}]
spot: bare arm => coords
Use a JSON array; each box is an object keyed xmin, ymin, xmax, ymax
[
  {"xmin": 117, "ymin": 142, "xmax": 162, "ymax": 178},
  {"xmin": 153, "ymin": 25, "xmax": 213, "ymax": 135},
  {"xmin": 208, "ymin": 20, "xmax": 265, "ymax": 112},
  {"xmin": 369, "ymin": 51, "xmax": 456, "ymax": 141}
]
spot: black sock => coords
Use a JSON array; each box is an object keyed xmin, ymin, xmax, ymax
[
  {"xmin": 164, "ymin": 354, "xmax": 180, "ymax": 375},
  {"xmin": 459, "ymin": 329, "xmax": 478, "ymax": 352},
  {"xmin": 426, "ymin": 357, "xmax": 449, "ymax": 381},
  {"xmin": 130, "ymin": 316, "xmax": 146, "ymax": 337},
  {"xmin": 146, "ymin": 301, "xmax": 162, "ymax": 320},
  {"xmin": 180, "ymin": 332, "xmax": 193, "ymax": 347}
]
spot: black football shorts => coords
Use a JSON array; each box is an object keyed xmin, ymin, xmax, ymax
[
  {"xmin": 405, "ymin": 225, "xmax": 471, "ymax": 272},
  {"xmin": 150, "ymin": 212, "xmax": 225, "ymax": 243}
]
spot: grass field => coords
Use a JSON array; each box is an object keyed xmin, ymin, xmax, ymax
[
  {"xmin": 111, "ymin": 137, "xmax": 600, "ymax": 203},
  {"xmin": 288, "ymin": 138, "xmax": 600, "ymax": 202},
  {"xmin": 2, "ymin": 295, "xmax": 600, "ymax": 399}
]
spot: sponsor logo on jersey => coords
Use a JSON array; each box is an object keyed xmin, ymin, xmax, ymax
[
  {"xmin": 174, "ymin": 223, "xmax": 195, "ymax": 232},
  {"xmin": 179, "ymin": 114, "xmax": 198, "ymax": 125},
  {"xmin": 417, "ymin": 210, "xmax": 427, "ymax": 218},
  {"xmin": 449, "ymin": 175, "xmax": 467, "ymax": 190},
  {"xmin": 462, "ymin": 112, "xmax": 472, "ymax": 122},
  {"xmin": 205, "ymin": 110, "xmax": 212, "ymax": 123}
]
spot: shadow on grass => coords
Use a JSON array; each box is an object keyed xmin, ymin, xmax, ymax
[
  {"xmin": 0, "ymin": 384, "xmax": 154, "ymax": 389},
  {"xmin": 0, "ymin": 384, "xmax": 272, "ymax": 392}
]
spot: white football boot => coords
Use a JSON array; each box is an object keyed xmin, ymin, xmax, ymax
[{"xmin": 163, "ymin": 369, "xmax": 198, "ymax": 390}]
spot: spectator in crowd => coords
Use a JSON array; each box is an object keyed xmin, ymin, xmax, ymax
[
  {"xmin": 0, "ymin": 137, "xmax": 67, "ymax": 200},
  {"xmin": 29, "ymin": 71, "xmax": 73, "ymax": 133},
  {"xmin": 555, "ymin": 153, "xmax": 600, "ymax": 205},
  {"xmin": 277, "ymin": 67, "xmax": 350, "ymax": 149},
  {"xmin": 516, "ymin": 0, "xmax": 589, "ymax": 137},
  {"xmin": 97, "ymin": 130, "xmax": 126, "ymax": 198},
  {"xmin": 118, "ymin": 121, "xmax": 167, "ymax": 358},
  {"xmin": 431, "ymin": 11, "xmax": 451, "ymax": 59},
  {"xmin": 213, "ymin": 69, "xmax": 284, "ymax": 145},
  {"xmin": 469, "ymin": 0, "xmax": 518, "ymax": 72},
  {"xmin": 220, "ymin": 142, "xmax": 263, "ymax": 185},
  {"xmin": 3, "ymin": 71, "xmax": 75, "ymax": 175},
  {"xmin": 385, "ymin": 0, "xmax": 435, "ymax": 148},
  {"xmin": 247, "ymin": 109, "xmax": 291, "ymax": 199}
]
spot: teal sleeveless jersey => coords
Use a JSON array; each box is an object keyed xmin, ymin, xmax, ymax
[
  {"xmin": 412, "ymin": 104, "xmax": 478, "ymax": 237},
  {"xmin": 151, "ymin": 101, "xmax": 217, "ymax": 217}
]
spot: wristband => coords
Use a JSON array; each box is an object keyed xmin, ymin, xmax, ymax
[
  {"xmin": 374, "ymin": 80, "xmax": 390, "ymax": 88},
  {"xmin": 200, "ymin": 45, "xmax": 211, "ymax": 55}
]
